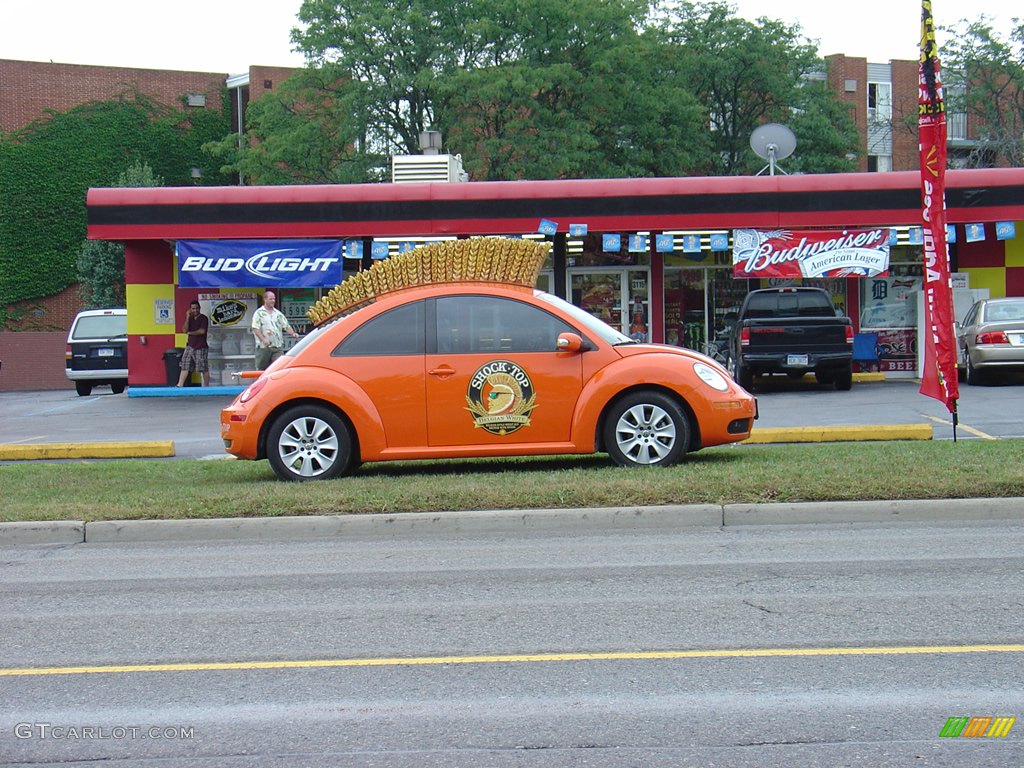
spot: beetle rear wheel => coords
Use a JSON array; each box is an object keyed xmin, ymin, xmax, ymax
[
  {"xmin": 267, "ymin": 405, "xmax": 354, "ymax": 481},
  {"xmin": 604, "ymin": 391, "xmax": 690, "ymax": 468}
]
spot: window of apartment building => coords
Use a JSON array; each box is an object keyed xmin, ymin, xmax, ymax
[
  {"xmin": 867, "ymin": 82, "xmax": 892, "ymax": 123},
  {"xmin": 867, "ymin": 155, "xmax": 893, "ymax": 172}
]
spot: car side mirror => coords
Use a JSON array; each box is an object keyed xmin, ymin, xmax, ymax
[{"xmin": 556, "ymin": 332, "xmax": 588, "ymax": 353}]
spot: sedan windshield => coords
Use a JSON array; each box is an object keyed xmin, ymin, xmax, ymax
[{"xmin": 536, "ymin": 291, "xmax": 632, "ymax": 345}]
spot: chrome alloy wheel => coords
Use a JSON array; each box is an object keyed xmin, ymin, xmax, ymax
[
  {"xmin": 613, "ymin": 402, "xmax": 678, "ymax": 465},
  {"xmin": 277, "ymin": 415, "xmax": 341, "ymax": 478}
]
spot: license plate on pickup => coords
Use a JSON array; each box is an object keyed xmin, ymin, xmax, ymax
[
  {"xmin": 98, "ymin": 348, "xmax": 115, "ymax": 357},
  {"xmin": 787, "ymin": 354, "xmax": 809, "ymax": 367}
]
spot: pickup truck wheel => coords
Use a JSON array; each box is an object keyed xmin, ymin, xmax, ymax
[
  {"xmin": 604, "ymin": 392, "xmax": 689, "ymax": 468},
  {"xmin": 75, "ymin": 381, "xmax": 93, "ymax": 397},
  {"xmin": 267, "ymin": 405, "xmax": 354, "ymax": 481},
  {"xmin": 736, "ymin": 364, "xmax": 754, "ymax": 392},
  {"xmin": 834, "ymin": 365, "xmax": 853, "ymax": 391}
]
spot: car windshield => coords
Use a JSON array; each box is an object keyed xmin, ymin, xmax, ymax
[
  {"xmin": 982, "ymin": 299, "xmax": 1024, "ymax": 323},
  {"xmin": 535, "ymin": 290, "xmax": 632, "ymax": 345},
  {"xmin": 72, "ymin": 314, "xmax": 127, "ymax": 340}
]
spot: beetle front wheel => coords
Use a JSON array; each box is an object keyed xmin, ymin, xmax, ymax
[
  {"xmin": 267, "ymin": 406, "xmax": 354, "ymax": 481},
  {"xmin": 604, "ymin": 392, "xmax": 690, "ymax": 468}
]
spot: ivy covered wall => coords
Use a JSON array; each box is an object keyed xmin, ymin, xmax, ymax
[{"xmin": 0, "ymin": 91, "xmax": 232, "ymax": 328}]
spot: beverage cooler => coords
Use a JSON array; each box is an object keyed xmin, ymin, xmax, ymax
[{"xmin": 199, "ymin": 292, "xmax": 257, "ymax": 385}]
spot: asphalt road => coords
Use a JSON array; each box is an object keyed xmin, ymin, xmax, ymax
[
  {"xmin": 2, "ymin": 376, "xmax": 1022, "ymax": 460},
  {"xmin": 2, "ymin": 519, "xmax": 1022, "ymax": 766}
]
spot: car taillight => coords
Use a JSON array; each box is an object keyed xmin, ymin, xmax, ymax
[
  {"xmin": 740, "ymin": 327, "xmax": 750, "ymax": 347},
  {"xmin": 65, "ymin": 346, "xmax": 72, "ymax": 361},
  {"xmin": 845, "ymin": 325, "xmax": 854, "ymax": 344},
  {"xmin": 976, "ymin": 331, "xmax": 1009, "ymax": 345},
  {"xmin": 239, "ymin": 378, "xmax": 268, "ymax": 403}
]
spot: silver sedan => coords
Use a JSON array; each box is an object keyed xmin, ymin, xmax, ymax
[{"xmin": 957, "ymin": 297, "xmax": 1024, "ymax": 384}]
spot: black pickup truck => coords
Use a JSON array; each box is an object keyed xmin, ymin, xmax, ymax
[{"xmin": 728, "ymin": 287, "xmax": 853, "ymax": 392}]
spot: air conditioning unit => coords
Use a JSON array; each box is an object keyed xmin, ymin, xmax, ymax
[{"xmin": 391, "ymin": 154, "xmax": 468, "ymax": 183}]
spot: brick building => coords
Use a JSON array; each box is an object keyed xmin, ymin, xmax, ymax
[{"xmin": 0, "ymin": 59, "xmax": 296, "ymax": 391}]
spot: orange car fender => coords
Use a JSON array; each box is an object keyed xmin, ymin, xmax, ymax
[
  {"xmin": 571, "ymin": 354, "xmax": 706, "ymax": 448},
  {"xmin": 259, "ymin": 366, "xmax": 389, "ymax": 457}
]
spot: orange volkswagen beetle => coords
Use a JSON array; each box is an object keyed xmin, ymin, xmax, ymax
[{"xmin": 221, "ymin": 238, "xmax": 756, "ymax": 481}]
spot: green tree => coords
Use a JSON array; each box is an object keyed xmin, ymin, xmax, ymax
[
  {"xmin": 77, "ymin": 162, "xmax": 164, "ymax": 309},
  {"xmin": 654, "ymin": 1, "xmax": 858, "ymax": 175},
  {"xmin": 941, "ymin": 16, "xmax": 1024, "ymax": 168}
]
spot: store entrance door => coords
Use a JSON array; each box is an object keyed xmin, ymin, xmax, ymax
[{"xmin": 570, "ymin": 269, "xmax": 651, "ymax": 340}]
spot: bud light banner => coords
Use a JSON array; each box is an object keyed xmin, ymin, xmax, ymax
[
  {"xmin": 732, "ymin": 228, "xmax": 890, "ymax": 279},
  {"xmin": 177, "ymin": 239, "xmax": 344, "ymax": 288}
]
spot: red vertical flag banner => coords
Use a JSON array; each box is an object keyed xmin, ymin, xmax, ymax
[{"xmin": 918, "ymin": 0, "xmax": 960, "ymax": 417}]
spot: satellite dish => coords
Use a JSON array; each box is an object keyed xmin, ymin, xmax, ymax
[{"xmin": 750, "ymin": 123, "xmax": 797, "ymax": 176}]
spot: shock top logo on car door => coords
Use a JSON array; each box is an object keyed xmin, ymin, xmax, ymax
[{"xmin": 465, "ymin": 360, "xmax": 538, "ymax": 435}]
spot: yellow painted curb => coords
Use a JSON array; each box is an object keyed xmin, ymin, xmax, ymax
[
  {"xmin": 0, "ymin": 442, "xmax": 176, "ymax": 460},
  {"xmin": 852, "ymin": 372, "xmax": 886, "ymax": 383},
  {"xmin": 743, "ymin": 424, "xmax": 932, "ymax": 444}
]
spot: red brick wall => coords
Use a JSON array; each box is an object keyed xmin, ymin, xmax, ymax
[
  {"xmin": 827, "ymin": 55, "xmax": 868, "ymax": 172},
  {"xmin": 0, "ymin": 331, "xmax": 69, "ymax": 391},
  {"xmin": 4, "ymin": 284, "xmax": 82, "ymax": 332},
  {"xmin": 0, "ymin": 59, "xmax": 228, "ymax": 133},
  {"xmin": 890, "ymin": 59, "xmax": 920, "ymax": 171}
]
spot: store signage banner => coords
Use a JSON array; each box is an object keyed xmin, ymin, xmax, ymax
[
  {"xmin": 177, "ymin": 239, "xmax": 344, "ymax": 288},
  {"xmin": 917, "ymin": 0, "xmax": 959, "ymax": 414},
  {"xmin": 732, "ymin": 228, "xmax": 890, "ymax": 278}
]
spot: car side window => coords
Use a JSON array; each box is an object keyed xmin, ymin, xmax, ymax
[
  {"xmin": 333, "ymin": 301, "xmax": 425, "ymax": 356},
  {"xmin": 963, "ymin": 304, "xmax": 979, "ymax": 327},
  {"xmin": 436, "ymin": 296, "xmax": 574, "ymax": 354}
]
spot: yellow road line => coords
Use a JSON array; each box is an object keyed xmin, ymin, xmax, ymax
[
  {"xmin": 922, "ymin": 414, "xmax": 997, "ymax": 440},
  {"xmin": 3, "ymin": 644, "xmax": 1023, "ymax": 677}
]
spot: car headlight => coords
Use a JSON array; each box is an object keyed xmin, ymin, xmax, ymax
[{"xmin": 693, "ymin": 362, "xmax": 729, "ymax": 392}]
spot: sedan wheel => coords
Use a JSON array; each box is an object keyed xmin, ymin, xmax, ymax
[
  {"xmin": 965, "ymin": 351, "xmax": 984, "ymax": 386},
  {"xmin": 267, "ymin": 406, "xmax": 353, "ymax": 481},
  {"xmin": 604, "ymin": 391, "xmax": 690, "ymax": 468}
]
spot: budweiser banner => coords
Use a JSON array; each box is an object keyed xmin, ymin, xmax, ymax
[
  {"xmin": 732, "ymin": 228, "xmax": 890, "ymax": 279},
  {"xmin": 918, "ymin": 0, "xmax": 960, "ymax": 413}
]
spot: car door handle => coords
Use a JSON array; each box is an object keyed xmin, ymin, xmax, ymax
[{"xmin": 429, "ymin": 365, "xmax": 456, "ymax": 378}]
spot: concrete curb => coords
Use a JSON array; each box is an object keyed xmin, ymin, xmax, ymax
[
  {"xmin": 3, "ymin": 498, "xmax": 1021, "ymax": 546},
  {"xmin": 0, "ymin": 520, "xmax": 86, "ymax": 545},
  {"xmin": 0, "ymin": 441, "xmax": 176, "ymax": 460}
]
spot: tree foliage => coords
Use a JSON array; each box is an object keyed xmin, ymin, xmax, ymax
[
  {"xmin": 77, "ymin": 162, "xmax": 164, "ymax": 309},
  {"xmin": 941, "ymin": 16, "xmax": 1024, "ymax": 168},
  {"xmin": 218, "ymin": 0, "xmax": 858, "ymax": 183},
  {"xmin": 0, "ymin": 91, "xmax": 231, "ymax": 316}
]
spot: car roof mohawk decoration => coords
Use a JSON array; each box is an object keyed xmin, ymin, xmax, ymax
[{"xmin": 307, "ymin": 237, "xmax": 552, "ymax": 327}]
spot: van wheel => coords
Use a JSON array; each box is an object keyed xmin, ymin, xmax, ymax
[
  {"xmin": 604, "ymin": 391, "xmax": 690, "ymax": 468},
  {"xmin": 75, "ymin": 381, "xmax": 93, "ymax": 396},
  {"xmin": 267, "ymin": 405, "xmax": 354, "ymax": 481},
  {"xmin": 111, "ymin": 381, "xmax": 126, "ymax": 395}
]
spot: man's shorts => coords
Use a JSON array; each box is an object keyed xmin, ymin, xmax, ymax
[{"xmin": 180, "ymin": 346, "xmax": 209, "ymax": 372}]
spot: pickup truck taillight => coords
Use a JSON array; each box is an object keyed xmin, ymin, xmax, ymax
[
  {"xmin": 846, "ymin": 325, "xmax": 854, "ymax": 344},
  {"xmin": 739, "ymin": 327, "xmax": 750, "ymax": 347}
]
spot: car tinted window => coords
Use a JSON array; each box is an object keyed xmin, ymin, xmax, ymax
[
  {"xmin": 333, "ymin": 301, "xmax": 425, "ymax": 356},
  {"xmin": 436, "ymin": 295, "xmax": 574, "ymax": 354},
  {"xmin": 72, "ymin": 314, "xmax": 127, "ymax": 340}
]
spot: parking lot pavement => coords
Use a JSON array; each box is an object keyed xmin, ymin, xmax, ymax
[{"xmin": 1, "ymin": 377, "xmax": 1022, "ymax": 462}]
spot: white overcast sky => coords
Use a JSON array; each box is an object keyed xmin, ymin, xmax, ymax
[{"xmin": 0, "ymin": 0, "xmax": 1018, "ymax": 74}]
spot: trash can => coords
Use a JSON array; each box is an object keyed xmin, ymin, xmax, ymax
[{"xmin": 163, "ymin": 348, "xmax": 184, "ymax": 386}]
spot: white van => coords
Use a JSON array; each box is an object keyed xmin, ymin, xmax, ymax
[{"xmin": 65, "ymin": 308, "xmax": 128, "ymax": 396}]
